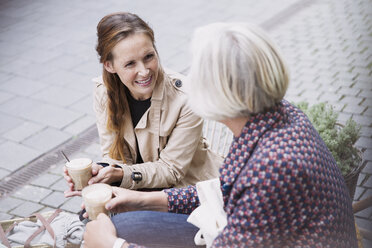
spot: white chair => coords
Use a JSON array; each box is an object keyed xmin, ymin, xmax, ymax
[{"xmin": 202, "ymin": 119, "xmax": 233, "ymax": 158}]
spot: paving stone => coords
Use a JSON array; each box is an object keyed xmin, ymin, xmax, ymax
[
  {"xmin": 48, "ymin": 162, "xmax": 65, "ymax": 176},
  {"xmin": 10, "ymin": 201, "xmax": 44, "ymax": 218},
  {"xmin": 361, "ymin": 98, "xmax": 372, "ymax": 109},
  {"xmin": 63, "ymin": 115, "xmax": 95, "ymax": 135},
  {"xmin": 328, "ymin": 102, "xmax": 345, "ymax": 112},
  {"xmin": 60, "ymin": 196, "xmax": 82, "ymax": 214},
  {"xmin": 0, "ymin": 167, "xmax": 11, "ymax": 180},
  {"xmin": 354, "ymin": 186, "xmax": 366, "ymax": 201},
  {"xmin": 68, "ymin": 96, "xmax": 95, "ymax": 116},
  {"xmin": 363, "ymin": 107, "xmax": 372, "ymax": 117},
  {"xmin": 361, "ymin": 161, "xmax": 372, "ymax": 174},
  {"xmin": 355, "ymin": 215, "xmax": 372, "ymax": 231},
  {"xmin": 355, "ymin": 204, "xmax": 372, "ymax": 218},
  {"xmin": 72, "ymin": 59, "xmax": 102, "ymax": 77},
  {"xmin": 0, "ymin": 197, "xmax": 24, "ymax": 212},
  {"xmin": 0, "ymin": 112, "xmax": 23, "ymax": 134},
  {"xmin": 358, "ymin": 90, "xmax": 372, "ymax": 99},
  {"xmin": 0, "ymin": 59, "xmax": 31, "ymax": 75},
  {"xmin": 39, "ymin": 207, "xmax": 58, "ymax": 214},
  {"xmin": 0, "ymin": 97, "xmax": 84, "ymax": 129},
  {"xmin": 50, "ymin": 177, "xmax": 69, "ymax": 192},
  {"xmin": 13, "ymin": 185, "xmax": 52, "ymax": 202},
  {"xmin": 40, "ymin": 69, "xmax": 90, "ymax": 90},
  {"xmin": 30, "ymin": 173, "xmax": 62, "ymax": 188},
  {"xmin": 355, "ymin": 81, "xmax": 372, "ymax": 91},
  {"xmin": 362, "ymin": 239, "xmax": 372, "ymax": 248},
  {"xmin": 83, "ymin": 142, "xmax": 101, "ymax": 158},
  {"xmin": 340, "ymin": 96, "xmax": 364, "ymax": 106},
  {"xmin": 0, "ymin": 90, "xmax": 14, "ymax": 104},
  {"xmin": 0, "ymin": 97, "xmax": 43, "ymax": 117},
  {"xmin": 337, "ymin": 87, "xmax": 361, "ymax": 97},
  {"xmin": 0, "ymin": 70, "xmax": 14, "ymax": 81},
  {"xmin": 30, "ymin": 85, "xmax": 88, "ymax": 107},
  {"xmin": 18, "ymin": 47, "xmax": 63, "ymax": 64},
  {"xmin": 0, "ymin": 141, "xmax": 41, "ymax": 171},
  {"xmin": 24, "ymin": 35, "xmax": 66, "ymax": 50},
  {"xmin": 0, "ymin": 212, "xmax": 13, "ymax": 221},
  {"xmin": 364, "ymin": 174, "xmax": 372, "ymax": 188},
  {"xmin": 22, "ymin": 127, "xmax": 71, "ymax": 152},
  {"xmin": 337, "ymin": 112, "xmax": 353, "ymax": 125},
  {"xmin": 332, "ymin": 79, "xmax": 354, "ymax": 88},
  {"xmin": 2, "ymin": 121, "xmax": 45, "ymax": 143},
  {"xmin": 353, "ymin": 114, "xmax": 372, "ymax": 127},
  {"xmin": 360, "ymin": 126, "xmax": 372, "ymax": 139},
  {"xmin": 1, "ymin": 76, "xmax": 47, "ymax": 96},
  {"xmin": 40, "ymin": 191, "xmax": 67, "ymax": 208},
  {"xmin": 356, "ymin": 137, "xmax": 372, "ymax": 149},
  {"xmin": 43, "ymin": 54, "xmax": 87, "ymax": 71}
]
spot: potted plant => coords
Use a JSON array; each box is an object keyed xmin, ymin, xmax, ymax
[{"xmin": 295, "ymin": 102, "xmax": 364, "ymax": 200}]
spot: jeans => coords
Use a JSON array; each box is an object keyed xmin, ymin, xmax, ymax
[{"xmin": 111, "ymin": 211, "xmax": 204, "ymax": 248}]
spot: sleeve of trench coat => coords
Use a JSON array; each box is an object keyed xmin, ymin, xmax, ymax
[{"xmin": 119, "ymin": 101, "xmax": 204, "ymax": 189}]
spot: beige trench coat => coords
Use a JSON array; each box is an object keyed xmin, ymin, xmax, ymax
[{"xmin": 93, "ymin": 70, "xmax": 222, "ymax": 189}]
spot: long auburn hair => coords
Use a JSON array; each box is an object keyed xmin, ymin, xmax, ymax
[{"xmin": 96, "ymin": 12, "xmax": 164, "ymax": 162}]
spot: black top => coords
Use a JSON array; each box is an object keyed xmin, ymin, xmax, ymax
[{"xmin": 125, "ymin": 87, "xmax": 151, "ymax": 163}]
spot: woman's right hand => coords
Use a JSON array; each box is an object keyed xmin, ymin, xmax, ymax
[
  {"xmin": 63, "ymin": 163, "xmax": 102, "ymax": 198},
  {"xmin": 105, "ymin": 187, "xmax": 169, "ymax": 214}
]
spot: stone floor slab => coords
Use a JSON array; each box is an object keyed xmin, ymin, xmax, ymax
[
  {"xmin": 40, "ymin": 191, "xmax": 67, "ymax": 208},
  {"xmin": 0, "ymin": 141, "xmax": 41, "ymax": 171},
  {"xmin": 2, "ymin": 121, "xmax": 45, "ymax": 143},
  {"xmin": 60, "ymin": 196, "xmax": 82, "ymax": 214},
  {"xmin": 0, "ymin": 112, "xmax": 23, "ymax": 135},
  {"xmin": 13, "ymin": 185, "xmax": 52, "ymax": 203},
  {"xmin": 0, "ymin": 197, "xmax": 24, "ymax": 212},
  {"xmin": 31, "ymin": 85, "xmax": 89, "ymax": 108},
  {"xmin": 30, "ymin": 173, "xmax": 62, "ymax": 188},
  {"xmin": 10, "ymin": 201, "xmax": 44, "ymax": 218},
  {"xmin": 63, "ymin": 115, "xmax": 95, "ymax": 136},
  {"xmin": 22, "ymin": 127, "xmax": 71, "ymax": 152}
]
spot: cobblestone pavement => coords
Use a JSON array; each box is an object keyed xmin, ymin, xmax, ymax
[{"xmin": 0, "ymin": 0, "xmax": 371, "ymax": 246}]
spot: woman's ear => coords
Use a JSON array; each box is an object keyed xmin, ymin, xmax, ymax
[{"xmin": 104, "ymin": 61, "xmax": 116, "ymax": 73}]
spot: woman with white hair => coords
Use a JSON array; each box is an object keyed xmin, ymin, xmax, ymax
[{"xmin": 83, "ymin": 22, "xmax": 357, "ymax": 248}]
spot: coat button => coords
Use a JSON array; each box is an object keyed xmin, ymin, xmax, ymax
[{"xmin": 175, "ymin": 80, "xmax": 182, "ymax": 88}]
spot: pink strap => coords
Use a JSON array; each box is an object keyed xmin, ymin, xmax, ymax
[
  {"xmin": 0, "ymin": 221, "xmax": 19, "ymax": 247},
  {"xmin": 24, "ymin": 209, "xmax": 62, "ymax": 248},
  {"xmin": 0, "ymin": 224, "xmax": 11, "ymax": 248}
]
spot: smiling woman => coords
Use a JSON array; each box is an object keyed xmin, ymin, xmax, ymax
[
  {"xmin": 63, "ymin": 12, "xmax": 222, "ymax": 194},
  {"xmin": 103, "ymin": 32, "xmax": 159, "ymax": 100}
]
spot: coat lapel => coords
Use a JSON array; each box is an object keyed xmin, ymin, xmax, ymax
[
  {"xmin": 122, "ymin": 96, "xmax": 137, "ymax": 162},
  {"xmin": 134, "ymin": 74, "xmax": 167, "ymax": 162}
]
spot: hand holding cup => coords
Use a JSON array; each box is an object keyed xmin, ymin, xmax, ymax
[
  {"xmin": 82, "ymin": 183, "xmax": 113, "ymax": 220},
  {"xmin": 65, "ymin": 158, "xmax": 93, "ymax": 191}
]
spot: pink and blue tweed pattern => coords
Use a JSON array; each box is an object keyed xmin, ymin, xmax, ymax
[{"xmin": 165, "ymin": 100, "xmax": 357, "ymax": 247}]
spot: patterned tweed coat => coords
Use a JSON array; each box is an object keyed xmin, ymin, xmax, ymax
[{"xmin": 164, "ymin": 100, "xmax": 357, "ymax": 248}]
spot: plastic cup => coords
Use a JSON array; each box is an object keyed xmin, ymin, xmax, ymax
[
  {"xmin": 66, "ymin": 158, "xmax": 93, "ymax": 190},
  {"xmin": 82, "ymin": 183, "xmax": 113, "ymax": 220}
]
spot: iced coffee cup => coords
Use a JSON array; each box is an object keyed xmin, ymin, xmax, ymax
[
  {"xmin": 65, "ymin": 158, "xmax": 93, "ymax": 190},
  {"xmin": 82, "ymin": 183, "xmax": 113, "ymax": 220}
]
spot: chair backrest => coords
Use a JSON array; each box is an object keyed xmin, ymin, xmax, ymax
[{"xmin": 202, "ymin": 119, "xmax": 233, "ymax": 158}]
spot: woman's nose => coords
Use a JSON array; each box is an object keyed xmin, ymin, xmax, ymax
[{"xmin": 137, "ymin": 63, "xmax": 149, "ymax": 77}]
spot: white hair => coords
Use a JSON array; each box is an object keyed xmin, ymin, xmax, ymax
[{"xmin": 185, "ymin": 22, "xmax": 289, "ymax": 121}]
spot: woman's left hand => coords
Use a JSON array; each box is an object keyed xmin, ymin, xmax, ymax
[
  {"xmin": 88, "ymin": 165, "xmax": 123, "ymax": 185},
  {"xmin": 83, "ymin": 213, "xmax": 120, "ymax": 248}
]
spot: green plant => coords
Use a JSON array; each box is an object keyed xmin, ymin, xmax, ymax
[{"xmin": 296, "ymin": 102, "xmax": 362, "ymax": 176}]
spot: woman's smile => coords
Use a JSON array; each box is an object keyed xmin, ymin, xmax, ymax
[{"xmin": 135, "ymin": 75, "xmax": 152, "ymax": 87}]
